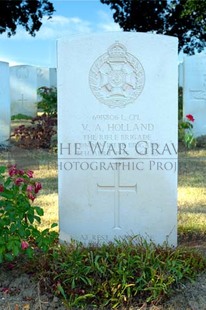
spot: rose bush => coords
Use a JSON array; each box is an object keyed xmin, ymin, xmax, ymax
[
  {"xmin": 178, "ymin": 114, "xmax": 196, "ymax": 148},
  {"xmin": 0, "ymin": 165, "xmax": 58, "ymax": 263}
]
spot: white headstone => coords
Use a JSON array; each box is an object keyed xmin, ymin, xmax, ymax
[
  {"xmin": 0, "ymin": 61, "xmax": 10, "ymax": 144},
  {"xmin": 37, "ymin": 67, "xmax": 50, "ymax": 88},
  {"xmin": 49, "ymin": 68, "xmax": 57, "ymax": 87},
  {"xmin": 58, "ymin": 32, "xmax": 178, "ymax": 246},
  {"xmin": 10, "ymin": 65, "xmax": 38, "ymax": 117},
  {"xmin": 183, "ymin": 54, "xmax": 206, "ymax": 137},
  {"xmin": 10, "ymin": 65, "xmax": 57, "ymax": 117}
]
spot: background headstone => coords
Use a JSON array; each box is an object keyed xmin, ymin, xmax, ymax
[
  {"xmin": 0, "ymin": 61, "xmax": 10, "ymax": 144},
  {"xmin": 10, "ymin": 65, "xmax": 57, "ymax": 117},
  {"xmin": 37, "ymin": 67, "xmax": 50, "ymax": 88},
  {"xmin": 183, "ymin": 54, "xmax": 206, "ymax": 137},
  {"xmin": 10, "ymin": 65, "xmax": 38, "ymax": 117},
  {"xmin": 49, "ymin": 68, "xmax": 57, "ymax": 87},
  {"xmin": 58, "ymin": 32, "xmax": 178, "ymax": 246}
]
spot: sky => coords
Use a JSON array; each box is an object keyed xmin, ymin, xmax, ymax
[{"xmin": 0, "ymin": 0, "xmax": 121, "ymax": 68}]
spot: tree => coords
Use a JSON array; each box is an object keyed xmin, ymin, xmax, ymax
[
  {"xmin": 0, "ymin": 0, "xmax": 54, "ymax": 37},
  {"xmin": 100, "ymin": 0, "xmax": 206, "ymax": 54}
]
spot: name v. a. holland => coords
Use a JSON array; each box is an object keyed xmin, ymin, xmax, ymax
[{"xmin": 59, "ymin": 141, "xmax": 177, "ymax": 156}]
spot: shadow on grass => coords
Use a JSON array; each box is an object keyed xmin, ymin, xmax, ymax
[
  {"xmin": 179, "ymin": 156, "xmax": 206, "ymax": 187},
  {"xmin": 179, "ymin": 208, "xmax": 206, "ymax": 215},
  {"xmin": 178, "ymin": 228, "xmax": 206, "ymax": 244},
  {"xmin": 0, "ymin": 147, "xmax": 57, "ymax": 170}
]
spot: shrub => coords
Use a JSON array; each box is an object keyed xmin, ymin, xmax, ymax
[
  {"xmin": 11, "ymin": 114, "xmax": 32, "ymax": 120},
  {"xmin": 11, "ymin": 87, "xmax": 57, "ymax": 149},
  {"xmin": 178, "ymin": 114, "xmax": 196, "ymax": 148},
  {"xmin": 0, "ymin": 165, "xmax": 58, "ymax": 263},
  {"xmin": 37, "ymin": 86, "xmax": 57, "ymax": 117},
  {"xmin": 11, "ymin": 114, "xmax": 57, "ymax": 149}
]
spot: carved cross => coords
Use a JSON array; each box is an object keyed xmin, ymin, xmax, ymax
[
  {"xmin": 97, "ymin": 170, "xmax": 137, "ymax": 229},
  {"xmin": 18, "ymin": 94, "xmax": 28, "ymax": 106}
]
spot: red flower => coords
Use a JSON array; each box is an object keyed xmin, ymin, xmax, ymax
[
  {"xmin": 18, "ymin": 169, "xmax": 25, "ymax": 175},
  {"xmin": 26, "ymin": 185, "xmax": 33, "ymax": 192},
  {"xmin": 27, "ymin": 170, "xmax": 34, "ymax": 178},
  {"xmin": 186, "ymin": 114, "xmax": 195, "ymax": 122},
  {"xmin": 34, "ymin": 182, "xmax": 42, "ymax": 194},
  {"xmin": 8, "ymin": 166, "xmax": 18, "ymax": 177},
  {"xmin": 21, "ymin": 241, "xmax": 29, "ymax": 250},
  {"xmin": 0, "ymin": 184, "xmax": 4, "ymax": 192},
  {"xmin": 15, "ymin": 177, "xmax": 24, "ymax": 186},
  {"xmin": 28, "ymin": 192, "xmax": 35, "ymax": 202}
]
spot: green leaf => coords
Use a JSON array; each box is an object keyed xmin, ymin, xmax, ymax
[
  {"xmin": 4, "ymin": 178, "xmax": 12, "ymax": 187},
  {"xmin": 34, "ymin": 215, "xmax": 41, "ymax": 223},
  {"xmin": 0, "ymin": 246, "xmax": 6, "ymax": 255},
  {"xmin": 0, "ymin": 190, "xmax": 14, "ymax": 199},
  {"xmin": 57, "ymin": 283, "xmax": 67, "ymax": 301},
  {"xmin": 72, "ymin": 294, "xmax": 95, "ymax": 306},
  {"xmin": 0, "ymin": 166, "xmax": 6, "ymax": 174},
  {"xmin": 10, "ymin": 223, "xmax": 17, "ymax": 233},
  {"xmin": 25, "ymin": 247, "xmax": 34, "ymax": 258},
  {"xmin": 7, "ymin": 240, "xmax": 15, "ymax": 251},
  {"xmin": 27, "ymin": 213, "xmax": 34, "ymax": 224},
  {"xmin": 43, "ymin": 228, "xmax": 50, "ymax": 234},
  {"xmin": 12, "ymin": 245, "xmax": 20, "ymax": 257},
  {"xmin": 35, "ymin": 206, "xmax": 44, "ymax": 216},
  {"xmin": 5, "ymin": 253, "xmax": 14, "ymax": 261},
  {"xmin": 51, "ymin": 223, "xmax": 58, "ymax": 228}
]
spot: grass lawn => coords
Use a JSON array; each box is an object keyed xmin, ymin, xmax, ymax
[{"xmin": 178, "ymin": 147, "xmax": 206, "ymax": 242}]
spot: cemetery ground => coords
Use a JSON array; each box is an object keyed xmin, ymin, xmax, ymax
[{"xmin": 0, "ymin": 124, "xmax": 206, "ymax": 309}]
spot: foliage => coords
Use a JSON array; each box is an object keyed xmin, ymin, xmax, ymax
[
  {"xmin": 11, "ymin": 87, "xmax": 57, "ymax": 149},
  {"xmin": 178, "ymin": 114, "xmax": 196, "ymax": 148},
  {"xmin": 0, "ymin": 165, "xmax": 58, "ymax": 263},
  {"xmin": 11, "ymin": 114, "xmax": 57, "ymax": 149},
  {"xmin": 178, "ymin": 87, "xmax": 183, "ymax": 119},
  {"xmin": 11, "ymin": 114, "xmax": 32, "ymax": 121},
  {"xmin": 0, "ymin": 0, "xmax": 54, "ymax": 37},
  {"xmin": 182, "ymin": 0, "xmax": 206, "ymax": 22},
  {"xmin": 100, "ymin": 0, "xmax": 206, "ymax": 54},
  {"xmin": 37, "ymin": 86, "xmax": 57, "ymax": 117},
  {"xmin": 29, "ymin": 238, "xmax": 206, "ymax": 309}
]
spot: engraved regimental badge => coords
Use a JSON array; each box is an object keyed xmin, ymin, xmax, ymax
[{"xmin": 89, "ymin": 41, "xmax": 145, "ymax": 108}]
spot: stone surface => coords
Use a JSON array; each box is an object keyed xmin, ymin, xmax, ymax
[
  {"xmin": 0, "ymin": 61, "xmax": 10, "ymax": 144},
  {"xmin": 58, "ymin": 32, "xmax": 178, "ymax": 246},
  {"xmin": 183, "ymin": 54, "xmax": 206, "ymax": 137},
  {"xmin": 10, "ymin": 65, "xmax": 38, "ymax": 117},
  {"xmin": 37, "ymin": 67, "xmax": 50, "ymax": 88},
  {"xmin": 49, "ymin": 68, "xmax": 57, "ymax": 87}
]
